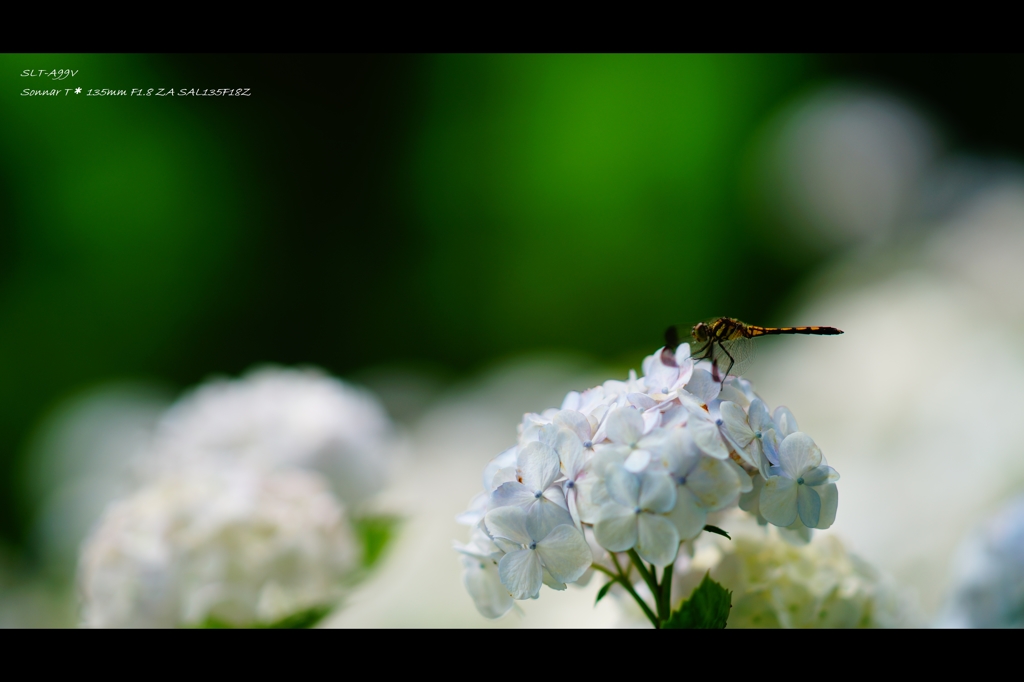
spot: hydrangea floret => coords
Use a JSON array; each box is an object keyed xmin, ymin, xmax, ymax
[{"xmin": 454, "ymin": 342, "xmax": 841, "ymax": 628}]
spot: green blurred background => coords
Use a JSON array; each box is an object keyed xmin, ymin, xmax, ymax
[{"xmin": 1, "ymin": 53, "xmax": 1022, "ymax": 558}]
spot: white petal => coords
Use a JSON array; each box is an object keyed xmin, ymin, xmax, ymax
[
  {"xmin": 684, "ymin": 368, "xmax": 720, "ymax": 404},
  {"xmin": 553, "ymin": 410, "xmax": 591, "ymax": 444},
  {"xmin": 644, "ymin": 359, "xmax": 679, "ymax": 395},
  {"xmin": 594, "ymin": 506, "xmax": 639, "ymax": 552},
  {"xmin": 484, "ymin": 505, "xmax": 533, "ymax": 546},
  {"xmin": 719, "ymin": 401, "xmax": 754, "ymax": 448},
  {"xmin": 672, "ymin": 356, "xmax": 694, "ymax": 390},
  {"xmin": 461, "ymin": 556, "xmax": 514, "ymax": 618},
  {"xmin": 738, "ymin": 474, "xmax": 764, "ymax": 514},
  {"xmin": 490, "ymin": 466, "xmax": 518, "ymax": 491},
  {"xmin": 560, "ymin": 391, "xmax": 581, "ymax": 411},
  {"xmin": 527, "ymin": 497, "xmax": 574, "ymax": 541},
  {"xmin": 553, "ymin": 428, "xmax": 586, "ymax": 478},
  {"xmin": 668, "ymin": 486, "xmax": 707, "ymax": 540},
  {"xmin": 517, "ymin": 441, "xmax": 561, "ymax": 492},
  {"xmin": 574, "ymin": 473, "xmax": 608, "ymax": 524},
  {"xmin": 686, "ymin": 456, "xmax": 742, "ymax": 511},
  {"xmin": 778, "ymin": 432, "xmax": 822, "ymax": 479},
  {"xmin": 565, "ymin": 487, "xmax": 581, "ymax": 530},
  {"xmin": 605, "ymin": 407, "xmax": 644, "ymax": 446},
  {"xmin": 623, "ymin": 449, "xmax": 651, "ymax": 473},
  {"xmin": 814, "ymin": 483, "xmax": 838, "ymax": 529},
  {"xmin": 797, "ymin": 484, "xmax": 821, "ymax": 528},
  {"xmin": 492, "ymin": 537, "xmax": 520, "ymax": 555},
  {"xmin": 690, "ymin": 420, "xmax": 730, "ymax": 460},
  {"xmin": 481, "ymin": 446, "xmax": 517, "ymax": 491},
  {"xmin": 605, "ymin": 465, "xmax": 640, "ymax": 508},
  {"xmin": 491, "ymin": 481, "xmax": 536, "ymax": 510},
  {"xmin": 636, "ymin": 514, "xmax": 680, "ymax": 567},
  {"xmin": 759, "ymin": 476, "xmax": 798, "ymax": 527},
  {"xmin": 498, "ymin": 548, "xmax": 543, "ymax": 600},
  {"xmin": 628, "ymin": 392, "xmax": 659, "ymax": 410},
  {"xmin": 536, "ymin": 525, "xmax": 593, "ymax": 584},
  {"xmin": 639, "ymin": 471, "xmax": 677, "ymax": 514}
]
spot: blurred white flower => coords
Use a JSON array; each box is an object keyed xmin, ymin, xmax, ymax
[
  {"xmin": 79, "ymin": 467, "xmax": 358, "ymax": 628},
  {"xmin": 23, "ymin": 383, "xmax": 171, "ymax": 575},
  {"xmin": 670, "ymin": 516, "xmax": 919, "ymax": 628},
  {"xmin": 937, "ymin": 496, "xmax": 1024, "ymax": 628},
  {"xmin": 150, "ymin": 366, "xmax": 396, "ymax": 509}
]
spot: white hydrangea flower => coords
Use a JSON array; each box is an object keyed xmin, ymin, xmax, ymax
[
  {"xmin": 149, "ymin": 366, "xmax": 395, "ymax": 509},
  {"xmin": 78, "ymin": 467, "xmax": 358, "ymax": 628},
  {"xmin": 484, "ymin": 506, "xmax": 592, "ymax": 600},
  {"xmin": 759, "ymin": 432, "xmax": 839, "ymax": 530},
  {"xmin": 669, "ymin": 520, "xmax": 918, "ymax": 628},
  {"xmin": 454, "ymin": 341, "xmax": 841, "ymax": 622}
]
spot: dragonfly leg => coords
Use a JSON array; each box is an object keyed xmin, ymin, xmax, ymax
[{"xmin": 717, "ymin": 343, "xmax": 736, "ymax": 385}]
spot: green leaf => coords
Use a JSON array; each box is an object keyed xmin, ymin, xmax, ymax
[
  {"xmin": 702, "ymin": 524, "xmax": 731, "ymax": 539},
  {"xmin": 595, "ymin": 580, "xmax": 615, "ymax": 605},
  {"xmin": 196, "ymin": 604, "xmax": 333, "ymax": 629},
  {"xmin": 663, "ymin": 572, "xmax": 732, "ymax": 629},
  {"xmin": 353, "ymin": 514, "xmax": 401, "ymax": 570}
]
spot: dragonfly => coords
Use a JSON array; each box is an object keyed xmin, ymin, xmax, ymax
[{"xmin": 665, "ymin": 318, "xmax": 843, "ymax": 384}]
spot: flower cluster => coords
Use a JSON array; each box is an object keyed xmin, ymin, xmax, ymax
[
  {"xmin": 79, "ymin": 468, "xmax": 358, "ymax": 628},
  {"xmin": 938, "ymin": 495, "xmax": 1024, "ymax": 628},
  {"xmin": 79, "ymin": 366, "xmax": 397, "ymax": 628},
  {"xmin": 668, "ymin": 517, "xmax": 916, "ymax": 628},
  {"xmin": 455, "ymin": 342, "xmax": 840, "ymax": 620}
]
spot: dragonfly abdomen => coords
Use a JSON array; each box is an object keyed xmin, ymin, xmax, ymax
[{"xmin": 747, "ymin": 326, "xmax": 843, "ymax": 337}]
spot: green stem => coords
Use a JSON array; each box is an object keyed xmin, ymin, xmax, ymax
[
  {"xmin": 599, "ymin": 555, "xmax": 660, "ymax": 629},
  {"xmin": 627, "ymin": 550, "xmax": 660, "ymax": 605},
  {"xmin": 659, "ymin": 563, "xmax": 674, "ymax": 621}
]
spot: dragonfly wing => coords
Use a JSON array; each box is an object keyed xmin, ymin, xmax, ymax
[{"xmin": 710, "ymin": 337, "xmax": 756, "ymax": 381}]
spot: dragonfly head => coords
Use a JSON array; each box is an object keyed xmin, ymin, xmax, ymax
[{"xmin": 691, "ymin": 322, "xmax": 710, "ymax": 344}]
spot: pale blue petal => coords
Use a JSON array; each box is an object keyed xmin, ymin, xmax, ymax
[
  {"xmin": 778, "ymin": 432, "xmax": 822, "ymax": 479},
  {"xmin": 484, "ymin": 505, "xmax": 532, "ymax": 546},
  {"xmin": 491, "ymin": 481, "xmax": 536, "ymax": 509},
  {"xmin": 527, "ymin": 497, "xmax": 574, "ymax": 541},
  {"xmin": 594, "ymin": 507, "xmax": 639, "ymax": 552},
  {"xmin": 639, "ymin": 471, "xmax": 677, "ymax": 514},
  {"xmin": 589, "ymin": 445, "xmax": 629, "ymax": 476},
  {"xmin": 797, "ymin": 484, "xmax": 821, "ymax": 528},
  {"xmin": 498, "ymin": 548, "xmax": 543, "ymax": 600},
  {"xmin": 725, "ymin": 458, "xmax": 753, "ymax": 493},
  {"xmin": 536, "ymin": 525, "xmax": 593, "ymax": 584},
  {"xmin": 668, "ymin": 486, "xmax": 706, "ymax": 540},
  {"xmin": 686, "ymin": 457, "xmax": 741, "ymax": 511},
  {"xmin": 605, "ymin": 465, "xmax": 641, "ymax": 508},
  {"xmin": 747, "ymin": 399, "xmax": 774, "ymax": 433},
  {"xmin": 517, "ymin": 441, "xmax": 561, "ymax": 492},
  {"xmin": 636, "ymin": 514, "xmax": 680, "ymax": 567},
  {"xmin": 801, "ymin": 465, "xmax": 838, "ymax": 487},
  {"xmin": 720, "ymin": 401, "xmax": 754, "ymax": 448},
  {"xmin": 814, "ymin": 483, "xmax": 838, "ymax": 529},
  {"xmin": 461, "ymin": 556, "xmax": 514, "ymax": 618},
  {"xmin": 773, "ymin": 406, "xmax": 799, "ymax": 437},
  {"xmin": 606, "ymin": 407, "xmax": 644, "ymax": 447},
  {"xmin": 492, "ymin": 537, "xmax": 520, "ymax": 554},
  {"xmin": 760, "ymin": 476, "xmax": 798, "ymax": 527},
  {"xmin": 738, "ymin": 474, "xmax": 764, "ymax": 514},
  {"xmin": 565, "ymin": 487, "xmax": 581, "ymax": 530},
  {"xmin": 690, "ymin": 421, "xmax": 730, "ymax": 460},
  {"xmin": 541, "ymin": 566, "xmax": 567, "ymax": 591},
  {"xmin": 762, "ymin": 429, "xmax": 781, "ymax": 467}
]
